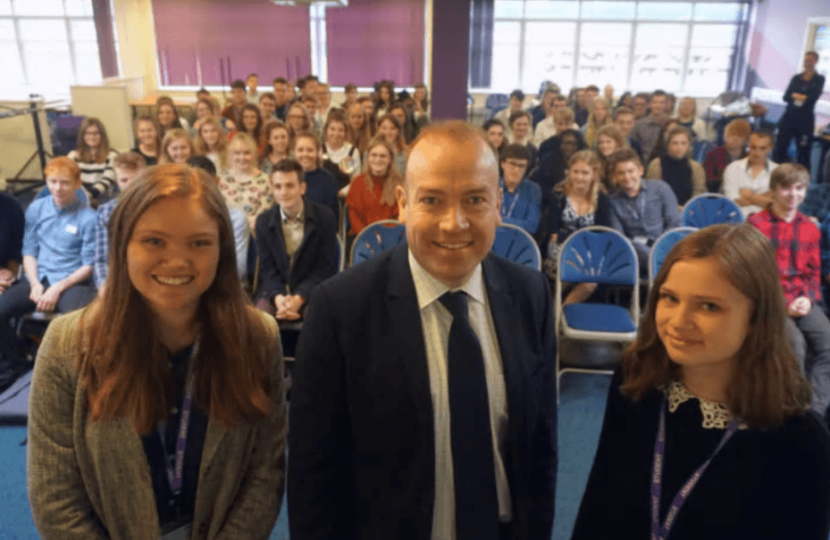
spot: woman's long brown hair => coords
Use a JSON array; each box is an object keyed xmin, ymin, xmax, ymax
[
  {"xmin": 75, "ymin": 117, "xmax": 112, "ymax": 164},
  {"xmin": 79, "ymin": 164, "xmax": 274, "ymax": 434},
  {"xmin": 621, "ymin": 223, "xmax": 811, "ymax": 428}
]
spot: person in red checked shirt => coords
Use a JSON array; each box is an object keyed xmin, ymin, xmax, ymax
[{"xmin": 748, "ymin": 163, "xmax": 830, "ymax": 420}]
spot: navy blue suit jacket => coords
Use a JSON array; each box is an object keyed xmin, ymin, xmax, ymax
[
  {"xmin": 254, "ymin": 198, "xmax": 338, "ymax": 303},
  {"xmin": 287, "ymin": 244, "xmax": 557, "ymax": 540}
]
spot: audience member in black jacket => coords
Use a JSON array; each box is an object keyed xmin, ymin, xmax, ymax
[
  {"xmin": 254, "ymin": 159, "xmax": 338, "ymax": 321},
  {"xmin": 572, "ymin": 224, "xmax": 830, "ymax": 540}
]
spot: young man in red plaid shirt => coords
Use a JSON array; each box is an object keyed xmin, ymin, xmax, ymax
[{"xmin": 748, "ymin": 163, "xmax": 830, "ymax": 419}]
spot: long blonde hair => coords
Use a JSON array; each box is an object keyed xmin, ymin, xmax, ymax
[
  {"xmin": 193, "ymin": 117, "xmax": 228, "ymax": 170},
  {"xmin": 555, "ymin": 149, "xmax": 603, "ymax": 213},
  {"xmin": 363, "ymin": 136, "xmax": 402, "ymax": 207},
  {"xmin": 584, "ymin": 97, "xmax": 612, "ymax": 148}
]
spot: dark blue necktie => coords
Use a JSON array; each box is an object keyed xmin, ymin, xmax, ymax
[{"xmin": 439, "ymin": 291, "xmax": 500, "ymax": 540}]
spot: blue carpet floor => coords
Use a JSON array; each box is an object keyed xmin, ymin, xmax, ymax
[{"xmin": 0, "ymin": 373, "xmax": 611, "ymax": 540}]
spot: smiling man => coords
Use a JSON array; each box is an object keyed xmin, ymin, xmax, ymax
[
  {"xmin": 607, "ymin": 148, "xmax": 681, "ymax": 271},
  {"xmin": 0, "ymin": 157, "xmax": 97, "ymax": 371},
  {"xmin": 748, "ymin": 163, "xmax": 830, "ymax": 420},
  {"xmin": 288, "ymin": 121, "xmax": 557, "ymax": 540}
]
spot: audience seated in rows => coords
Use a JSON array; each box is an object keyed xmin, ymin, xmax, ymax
[
  {"xmin": 254, "ymin": 158, "xmax": 338, "ymax": 321},
  {"xmin": 346, "ymin": 136, "xmax": 401, "ymax": 236},
  {"xmin": 722, "ymin": 130, "xmax": 776, "ymax": 217},
  {"xmin": 703, "ymin": 117, "xmax": 750, "ymax": 193},
  {"xmin": 645, "ymin": 126, "xmax": 705, "ymax": 207},
  {"xmin": 0, "ymin": 157, "xmax": 97, "ymax": 367}
]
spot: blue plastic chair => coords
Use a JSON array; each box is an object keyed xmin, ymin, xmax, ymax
[
  {"xmin": 555, "ymin": 226, "xmax": 640, "ymax": 394},
  {"xmin": 485, "ymin": 94, "xmax": 510, "ymax": 120},
  {"xmin": 648, "ymin": 227, "xmax": 698, "ymax": 290},
  {"xmin": 692, "ymin": 139, "xmax": 714, "ymax": 163},
  {"xmin": 682, "ymin": 193, "xmax": 743, "ymax": 228},
  {"xmin": 349, "ymin": 220, "xmax": 406, "ymax": 267},
  {"xmin": 490, "ymin": 223, "xmax": 542, "ymax": 271}
]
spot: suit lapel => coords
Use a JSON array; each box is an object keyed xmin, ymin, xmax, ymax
[
  {"xmin": 269, "ymin": 205, "xmax": 290, "ymax": 277},
  {"xmin": 386, "ymin": 246, "xmax": 434, "ymax": 444},
  {"xmin": 482, "ymin": 256, "xmax": 533, "ymax": 500}
]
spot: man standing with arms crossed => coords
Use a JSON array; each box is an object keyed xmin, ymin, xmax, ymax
[{"xmin": 288, "ymin": 121, "xmax": 558, "ymax": 540}]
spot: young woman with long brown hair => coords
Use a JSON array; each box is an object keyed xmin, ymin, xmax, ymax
[
  {"xmin": 28, "ymin": 164, "xmax": 287, "ymax": 539},
  {"xmin": 572, "ymin": 223, "xmax": 830, "ymax": 540},
  {"xmin": 67, "ymin": 117, "xmax": 119, "ymax": 199},
  {"xmin": 321, "ymin": 110, "xmax": 361, "ymax": 189},
  {"xmin": 345, "ymin": 135, "xmax": 401, "ymax": 236},
  {"xmin": 193, "ymin": 116, "xmax": 228, "ymax": 172},
  {"xmin": 159, "ymin": 128, "xmax": 194, "ymax": 165},
  {"xmin": 258, "ymin": 119, "xmax": 291, "ymax": 177},
  {"xmin": 346, "ymin": 102, "xmax": 372, "ymax": 155}
]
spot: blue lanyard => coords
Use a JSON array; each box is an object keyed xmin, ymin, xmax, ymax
[
  {"xmin": 501, "ymin": 183, "xmax": 521, "ymax": 218},
  {"xmin": 161, "ymin": 337, "xmax": 200, "ymax": 496},
  {"xmin": 650, "ymin": 397, "xmax": 739, "ymax": 540}
]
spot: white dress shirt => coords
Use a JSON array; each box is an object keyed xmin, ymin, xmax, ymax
[
  {"xmin": 722, "ymin": 157, "xmax": 776, "ymax": 217},
  {"xmin": 408, "ymin": 250, "xmax": 512, "ymax": 540}
]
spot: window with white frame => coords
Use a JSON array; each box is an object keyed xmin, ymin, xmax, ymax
[
  {"xmin": 0, "ymin": 0, "xmax": 102, "ymax": 100},
  {"xmin": 479, "ymin": 0, "xmax": 749, "ymax": 96}
]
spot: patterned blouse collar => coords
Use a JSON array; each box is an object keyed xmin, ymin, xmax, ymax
[{"xmin": 666, "ymin": 380, "xmax": 747, "ymax": 430}]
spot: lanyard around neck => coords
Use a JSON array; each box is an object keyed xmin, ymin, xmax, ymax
[
  {"xmin": 162, "ymin": 336, "xmax": 201, "ymax": 496},
  {"xmin": 650, "ymin": 397, "xmax": 739, "ymax": 540}
]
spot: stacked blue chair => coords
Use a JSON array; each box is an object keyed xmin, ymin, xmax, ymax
[
  {"xmin": 490, "ymin": 223, "xmax": 542, "ymax": 271},
  {"xmin": 648, "ymin": 227, "xmax": 698, "ymax": 289},
  {"xmin": 485, "ymin": 94, "xmax": 510, "ymax": 120},
  {"xmin": 682, "ymin": 193, "xmax": 743, "ymax": 228},
  {"xmin": 350, "ymin": 220, "xmax": 406, "ymax": 267},
  {"xmin": 555, "ymin": 226, "xmax": 639, "ymax": 394}
]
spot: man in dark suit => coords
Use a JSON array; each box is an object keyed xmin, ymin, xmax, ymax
[
  {"xmin": 254, "ymin": 158, "xmax": 338, "ymax": 320},
  {"xmin": 288, "ymin": 121, "xmax": 557, "ymax": 540}
]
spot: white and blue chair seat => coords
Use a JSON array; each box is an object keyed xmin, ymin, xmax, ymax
[
  {"xmin": 350, "ymin": 219, "xmax": 406, "ymax": 266},
  {"xmin": 490, "ymin": 223, "xmax": 542, "ymax": 271},
  {"xmin": 562, "ymin": 303, "xmax": 637, "ymax": 333},
  {"xmin": 682, "ymin": 193, "xmax": 743, "ymax": 228}
]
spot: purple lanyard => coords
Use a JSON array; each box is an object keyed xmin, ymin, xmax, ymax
[
  {"xmin": 164, "ymin": 338, "xmax": 200, "ymax": 496},
  {"xmin": 650, "ymin": 397, "xmax": 739, "ymax": 540}
]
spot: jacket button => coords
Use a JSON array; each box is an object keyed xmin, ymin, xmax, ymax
[{"xmin": 198, "ymin": 522, "xmax": 208, "ymax": 534}]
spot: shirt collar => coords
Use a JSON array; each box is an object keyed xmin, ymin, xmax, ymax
[
  {"xmin": 51, "ymin": 196, "xmax": 83, "ymax": 214},
  {"xmin": 408, "ymin": 249, "xmax": 486, "ymax": 311},
  {"xmin": 744, "ymin": 158, "xmax": 771, "ymax": 173},
  {"xmin": 280, "ymin": 200, "xmax": 304, "ymax": 224}
]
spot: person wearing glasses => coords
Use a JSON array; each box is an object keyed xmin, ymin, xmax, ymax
[{"xmin": 499, "ymin": 143, "xmax": 541, "ymax": 236}]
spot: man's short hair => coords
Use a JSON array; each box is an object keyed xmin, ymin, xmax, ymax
[
  {"xmin": 44, "ymin": 156, "xmax": 81, "ymax": 182},
  {"xmin": 609, "ymin": 148, "xmax": 642, "ymax": 172},
  {"xmin": 508, "ymin": 109, "xmax": 531, "ymax": 126},
  {"xmin": 196, "ymin": 88, "xmax": 209, "ymax": 96},
  {"xmin": 230, "ymin": 80, "xmax": 246, "ymax": 91},
  {"xmin": 406, "ymin": 120, "xmax": 493, "ymax": 186},
  {"xmin": 724, "ymin": 118, "xmax": 752, "ymax": 139},
  {"xmin": 501, "ymin": 143, "xmax": 531, "ymax": 163},
  {"xmin": 751, "ymin": 130, "xmax": 774, "ymax": 145},
  {"xmin": 345, "ymin": 83, "xmax": 357, "ymax": 92},
  {"xmin": 553, "ymin": 107, "xmax": 575, "ymax": 124},
  {"xmin": 613, "ymin": 106, "xmax": 634, "ymax": 120},
  {"xmin": 769, "ymin": 163, "xmax": 810, "ymax": 190},
  {"xmin": 509, "ymin": 89, "xmax": 525, "ymax": 101},
  {"xmin": 651, "ymin": 89, "xmax": 667, "ymax": 101},
  {"xmin": 247, "ymin": 73, "xmax": 258, "ymax": 79},
  {"xmin": 272, "ymin": 158, "xmax": 305, "ymax": 183},
  {"xmin": 585, "ymin": 85, "xmax": 599, "ymax": 93},
  {"xmin": 259, "ymin": 92, "xmax": 277, "ymax": 103},
  {"xmin": 187, "ymin": 155, "xmax": 217, "ymax": 178},
  {"xmin": 807, "ymin": 50, "xmax": 819, "ymax": 61},
  {"xmin": 113, "ymin": 151, "xmax": 146, "ymax": 171},
  {"xmin": 272, "ymin": 77, "xmax": 288, "ymax": 85}
]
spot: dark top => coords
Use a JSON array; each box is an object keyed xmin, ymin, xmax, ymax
[
  {"xmin": 141, "ymin": 345, "xmax": 209, "ymax": 531},
  {"xmin": 133, "ymin": 146, "xmax": 158, "ymax": 167},
  {"xmin": 0, "ymin": 192, "xmax": 25, "ymax": 267},
  {"xmin": 547, "ymin": 190, "xmax": 614, "ymax": 245},
  {"xmin": 254, "ymin": 198, "xmax": 338, "ymax": 303},
  {"xmin": 571, "ymin": 369, "xmax": 830, "ymax": 540},
  {"xmin": 288, "ymin": 245, "xmax": 558, "ymax": 540},
  {"xmin": 303, "ymin": 167, "xmax": 340, "ymax": 221},
  {"xmin": 661, "ymin": 155, "xmax": 694, "ymax": 206},
  {"xmin": 782, "ymin": 72, "xmax": 826, "ymax": 125}
]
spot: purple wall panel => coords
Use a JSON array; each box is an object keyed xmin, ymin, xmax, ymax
[
  {"xmin": 152, "ymin": 0, "xmax": 311, "ymax": 86},
  {"xmin": 430, "ymin": 0, "xmax": 471, "ymax": 120},
  {"xmin": 326, "ymin": 2, "xmax": 425, "ymax": 87}
]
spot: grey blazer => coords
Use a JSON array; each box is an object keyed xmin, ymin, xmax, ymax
[{"xmin": 27, "ymin": 308, "xmax": 287, "ymax": 540}]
